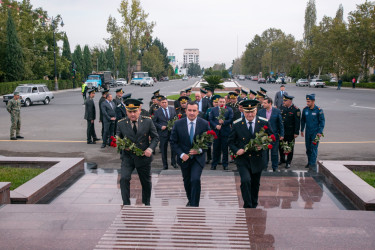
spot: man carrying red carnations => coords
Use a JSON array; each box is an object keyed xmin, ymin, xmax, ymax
[{"xmin": 228, "ymin": 99, "xmax": 274, "ymax": 208}]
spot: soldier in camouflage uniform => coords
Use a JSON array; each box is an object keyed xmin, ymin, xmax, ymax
[{"xmin": 6, "ymin": 92, "xmax": 24, "ymax": 140}]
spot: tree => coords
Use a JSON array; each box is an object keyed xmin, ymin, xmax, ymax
[
  {"xmin": 61, "ymin": 34, "xmax": 72, "ymax": 80},
  {"xmin": 153, "ymin": 37, "xmax": 169, "ymax": 73},
  {"xmin": 98, "ymin": 50, "xmax": 108, "ymax": 71},
  {"xmin": 187, "ymin": 63, "xmax": 201, "ymax": 76},
  {"xmin": 231, "ymin": 58, "xmax": 242, "ymax": 75},
  {"xmin": 304, "ymin": 0, "xmax": 317, "ymax": 48},
  {"xmin": 105, "ymin": 45, "xmax": 115, "ymax": 71},
  {"xmin": 72, "ymin": 45, "xmax": 84, "ymax": 75},
  {"xmin": 141, "ymin": 45, "xmax": 164, "ymax": 78},
  {"xmin": 117, "ymin": 0, "xmax": 155, "ymax": 81},
  {"xmin": 83, "ymin": 45, "xmax": 93, "ymax": 77},
  {"xmin": 242, "ymin": 35, "xmax": 266, "ymax": 74},
  {"xmin": 201, "ymin": 75, "xmax": 224, "ymax": 92},
  {"xmin": 118, "ymin": 45, "xmax": 127, "ymax": 78},
  {"xmin": 335, "ymin": 4, "xmax": 344, "ymax": 22},
  {"xmin": 62, "ymin": 33, "xmax": 72, "ymax": 61},
  {"xmin": 4, "ymin": 10, "xmax": 24, "ymax": 81}
]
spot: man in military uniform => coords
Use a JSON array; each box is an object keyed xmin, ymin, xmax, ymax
[
  {"xmin": 84, "ymin": 89, "xmax": 100, "ymax": 144},
  {"xmin": 99, "ymin": 89, "xmax": 109, "ymax": 136},
  {"xmin": 228, "ymin": 99, "xmax": 273, "ymax": 208},
  {"xmin": 175, "ymin": 96, "xmax": 189, "ymax": 118},
  {"xmin": 7, "ymin": 92, "xmax": 23, "ymax": 140},
  {"xmin": 185, "ymin": 87, "xmax": 192, "ymax": 100},
  {"xmin": 259, "ymin": 87, "xmax": 267, "ymax": 95},
  {"xmin": 279, "ymin": 94, "xmax": 300, "ymax": 169},
  {"xmin": 204, "ymin": 94, "xmax": 220, "ymax": 164},
  {"xmin": 117, "ymin": 99, "xmax": 159, "ymax": 206},
  {"xmin": 238, "ymin": 89, "xmax": 248, "ymax": 102},
  {"xmin": 113, "ymin": 88, "xmax": 123, "ymax": 106},
  {"xmin": 137, "ymin": 98, "xmax": 150, "ymax": 117},
  {"xmin": 233, "ymin": 101, "xmax": 245, "ymax": 120},
  {"xmin": 116, "ymin": 93, "xmax": 131, "ymax": 120},
  {"xmin": 174, "ymin": 91, "xmax": 186, "ymax": 109},
  {"xmin": 204, "ymin": 87, "xmax": 214, "ymax": 106},
  {"xmin": 149, "ymin": 89, "xmax": 160, "ymax": 107},
  {"xmin": 227, "ymin": 92, "xmax": 239, "ymax": 114},
  {"xmin": 235, "ymin": 88, "xmax": 241, "ymax": 102},
  {"xmin": 249, "ymin": 90, "xmax": 257, "ymax": 100},
  {"xmin": 149, "ymin": 96, "xmax": 160, "ymax": 116},
  {"xmin": 255, "ymin": 91, "xmax": 266, "ymax": 111},
  {"xmin": 301, "ymin": 94, "xmax": 325, "ymax": 170}
]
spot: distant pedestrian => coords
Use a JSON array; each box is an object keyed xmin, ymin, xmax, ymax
[
  {"xmin": 7, "ymin": 92, "xmax": 24, "ymax": 140},
  {"xmin": 337, "ymin": 78, "xmax": 342, "ymax": 90},
  {"xmin": 274, "ymin": 85, "xmax": 288, "ymax": 109},
  {"xmin": 81, "ymin": 81, "xmax": 88, "ymax": 104},
  {"xmin": 84, "ymin": 89, "xmax": 99, "ymax": 144},
  {"xmin": 352, "ymin": 77, "xmax": 356, "ymax": 89}
]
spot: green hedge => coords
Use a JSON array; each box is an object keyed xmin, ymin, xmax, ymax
[
  {"xmin": 0, "ymin": 79, "xmax": 81, "ymax": 95},
  {"xmin": 325, "ymin": 81, "xmax": 375, "ymax": 88}
]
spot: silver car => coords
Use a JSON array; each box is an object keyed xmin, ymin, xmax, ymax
[{"xmin": 3, "ymin": 84, "xmax": 54, "ymax": 107}]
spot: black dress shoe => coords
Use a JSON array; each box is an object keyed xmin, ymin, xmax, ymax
[
  {"xmin": 210, "ymin": 166, "xmax": 216, "ymax": 170},
  {"xmin": 278, "ymin": 161, "xmax": 285, "ymax": 165},
  {"xmin": 16, "ymin": 136, "xmax": 24, "ymax": 139},
  {"xmin": 285, "ymin": 163, "xmax": 291, "ymax": 169},
  {"xmin": 272, "ymin": 168, "xmax": 277, "ymax": 172},
  {"xmin": 101, "ymin": 144, "xmax": 106, "ymax": 148},
  {"xmin": 218, "ymin": 162, "xmax": 222, "ymax": 165},
  {"xmin": 172, "ymin": 164, "xmax": 178, "ymax": 169},
  {"xmin": 305, "ymin": 164, "xmax": 310, "ymax": 168},
  {"xmin": 163, "ymin": 166, "xmax": 168, "ymax": 170},
  {"xmin": 206, "ymin": 160, "xmax": 211, "ymax": 164},
  {"xmin": 10, "ymin": 137, "xmax": 17, "ymax": 140},
  {"xmin": 93, "ymin": 138, "xmax": 100, "ymax": 142},
  {"xmin": 87, "ymin": 141, "xmax": 94, "ymax": 144},
  {"xmin": 223, "ymin": 166, "xmax": 228, "ymax": 170},
  {"xmin": 186, "ymin": 202, "xmax": 191, "ymax": 207},
  {"xmin": 145, "ymin": 203, "xmax": 150, "ymax": 206}
]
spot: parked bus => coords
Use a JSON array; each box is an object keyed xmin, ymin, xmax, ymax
[{"xmin": 131, "ymin": 72, "xmax": 149, "ymax": 85}]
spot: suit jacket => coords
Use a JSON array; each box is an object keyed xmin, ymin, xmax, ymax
[
  {"xmin": 174, "ymin": 99, "xmax": 181, "ymax": 109},
  {"xmin": 116, "ymin": 102, "xmax": 126, "ymax": 120},
  {"xmin": 116, "ymin": 116, "xmax": 159, "ymax": 162},
  {"xmin": 101, "ymin": 100, "xmax": 116, "ymax": 123},
  {"xmin": 209, "ymin": 106, "xmax": 234, "ymax": 137},
  {"xmin": 170, "ymin": 117, "xmax": 210, "ymax": 168},
  {"xmin": 196, "ymin": 98, "xmax": 211, "ymax": 114},
  {"xmin": 99, "ymin": 97, "xmax": 106, "ymax": 122},
  {"xmin": 84, "ymin": 98, "xmax": 96, "ymax": 120},
  {"xmin": 113, "ymin": 96, "xmax": 122, "ymax": 107},
  {"xmin": 153, "ymin": 106, "xmax": 177, "ymax": 138},
  {"xmin": 258, "ymin": 108, "xmax": 284, "ymax": 138},
  {"xmin": 228, "ymin": 116, "xmax": 273, "ymax": 174},
  {"xmin": 274, "ymin": 91, "xmax": 288, "ymax": 109}
]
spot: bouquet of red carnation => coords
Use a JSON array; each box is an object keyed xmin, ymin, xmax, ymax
[
  {"xmin": 312, "ymin": 133, "xmax": 324, "ymax": 145},
  {"xmin": 216, "ymin": 105, "xmax": 227, "ymax": 121},
  {"xmin": 244, "ymin": 125, "xmax": 274, "ymax": 152},
  {"xmin": 280, "ymin": 140, "xmax": 294, "ymax": 155},
  {"xmin": 178, "ymin": 114, "xmax": 182, "ymax": 119},
  {"xmin": 229, "ymin": 150, "xmax": 238, "ymax": 161},
  {"xmin": 111, "ymin": 136, "xmax": 144, "ymax": 156},
  {"xmin": 167, "ymin": 116, "xmax": 178, "ymax": 131},
  {"xmin": 184, "ymin": 130, "xmax": 217, "ymax": 161}
]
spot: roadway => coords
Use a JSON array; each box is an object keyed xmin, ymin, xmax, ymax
[{"xmin": 1, "ymin": 78, "xmax": 374, "ymax": 169}]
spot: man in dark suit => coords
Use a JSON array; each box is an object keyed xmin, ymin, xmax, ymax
[
  {"xmin": 153, "ymin": 96, "xmax": 177, "ymax": 169},
  {"xmin": 170, "ymin": 102, "xmax": 210, "ymax": 207},
  {"xmin": 195, "ymin": 91, "xmax": 211, "ymax": 114},
  {"xmin": 84, "ymin": 89, "xmax": 99, "ymax": 144},
  {"xmin": 116, "ymin": 93, "xmax": 131, "ymax": 120},
  {"xmin": 274, "ymin": 85, "xmax": 288, "ymax": 109},
  {"xmin": 228, "ymin": 100, "xmax": 273, "ymax": 208},
  {"xmin": 117, "ymin": 99, "xmax": 159, "ymax": 206},
  {"xmin": 100, "ymin": 93, "xmax": 116, "ymax": 148},
  {"xmin": 174, "ymin": 91, "xmax": 186, "ymax": 109},
  {"xmin": 209, "ymin": 96, "xmax": 234, "ymax": 170},
  {"xmin": 233, "ymin": 101, "xmax": 245, "ymax": 121},
  {"xmin": 258, "ymin": 97, "xmax": 284, "ymax": 171},
  {"xmin": 204, "ymin": 87, "xmax": 214, "ymax": 106},
  {"xmin": 99, "ymin": 89, "xmax": 109, "ymax": 136}
]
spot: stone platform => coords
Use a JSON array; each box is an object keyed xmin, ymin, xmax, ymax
[{"xmin": 1, "ymin": 169, "xmax": 375, "ymax": 249}]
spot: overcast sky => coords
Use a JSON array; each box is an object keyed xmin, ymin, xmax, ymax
[{"xmin": 31, "ymin": 0, "xmax": 365, "ymax": 68}]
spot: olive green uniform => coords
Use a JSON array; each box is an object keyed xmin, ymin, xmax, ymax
[{"xmin": 7, "ymin": 98, "xmax": 21, "ymax": 138}]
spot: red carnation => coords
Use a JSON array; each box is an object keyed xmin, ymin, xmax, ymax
[
  {"xmin": 312, "ymin": 142, "xmax": 317, "ymax": 145},
  {"xmin": 268, "ymin": 144, "xmax": 273, "ymax": 149},
  {"xmin": 110, "ymin": 136, "xmax": 116, "ymax": 142},
  {"xmin": 263, "ymin": 125, "xmax": 269, "ymax": 130},
  {"xmin": 178, "ymin": 114, "xmax": 182, "ymax": 119},
  {"xmin": 113, "ymin": 143, "xmax": 117, "ymax": 147},
  {"xmin": 224, "ymin": 106, "xmax": 227, "ymax": 109},
  {"xmin": 220, "ymin": 105, "xmax": 224, "ymax": 108},
  {"xmin": 230, "ymin": 155, "xmax": 234, "ymax": 161},
  {"xmin": 284, "ymin": 153, "xmax": 290, "ymax": 156},
  {"xmin": 270, "ymin": 134, "xmax": 276, "ymax": 142}
]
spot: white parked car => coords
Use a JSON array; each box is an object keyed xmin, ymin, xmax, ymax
[
  {"xmin": 309, "ymin": 79, "xmax": 325, "ymax": 88},
  {"xmin": 140, "ymin": 77, "xmax": 154, "ymax": 87},
  {"xmin": 330, "ymin": 78, "xmax": 338, "ymax": 83},
  {"xmin": 3, "ymin": 84, "xmax": 54, "ymax": 107},
  {"xmin": 116, "ymin": 78, "xmax": 128, "ymax": 86},
  {"xmin": 296, "ymin": 79, "xmax": 309, "ymax": 87},
  {"xmin": 182, "ymin": 76, "xmax": 188, "ymax": 81},
  {"xmin": 238, "ymin": 75, "xmax": 245, "ymax": 81}
]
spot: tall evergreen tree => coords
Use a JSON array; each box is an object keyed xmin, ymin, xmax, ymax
[
  {"xmin": 62, "ymin": 34, "xmax": 72, "ymax": 61},
  {"xmin": 5, "ymin": 10, "xmax": 24, "ymax": 81},
  {"xmin": 83, "ymin": 45, "xmax": 93, "ymax": 77},
  {"xmin": 72, "ymin": 45, "xmax": 84, "ymax": 75},
  {"xmin": 105, "ymin": 45, "xmax": 115, "ymax": 71},
  {"xmin": 119, "ymin": 45, "xmax": 127, "ymax": 78},
  {"xmin": 98, "ymin": 50, "xmax": 107, "ymax": 71},
  {"xmin": 335, "ymin": 4, "xmax": 344, "ymax": 22},
  {"xmin": 304, "ymin": 0, "xmax": 317, "ymax": 48}
]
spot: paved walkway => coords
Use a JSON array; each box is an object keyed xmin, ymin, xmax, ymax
[{"xmin": 1, "ymin": 169, "xmax": 375, "ymax": 249}]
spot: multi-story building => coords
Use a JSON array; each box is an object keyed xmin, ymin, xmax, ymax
[{"xmin": 183, "ymin": 49, "xmax": 199, "ymax": 67}]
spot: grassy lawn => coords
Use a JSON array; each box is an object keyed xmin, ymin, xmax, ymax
[
  {"xmin": 0, "ymin": 166, "xmax": 45, "ymax": 190},
  {"xmin": 353, "ymin": 171, "xmax": 375, "ymax": 188},
  {"xmin": 167, "ymin": 93, "xmax": 228, "ymax": 101}
]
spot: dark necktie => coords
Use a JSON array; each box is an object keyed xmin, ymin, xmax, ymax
[
  {"xmin": 189, "ymin": 122, "xmax": 194, "ymax": 144},
  {"xmin": 248, "ymin": 121, "xmax": 253, "ymax": 135},
  {"xmin": 132, "ymin": 121, "xmax": 137, "ymax": 134},
  {"xmin": 165, "ymin": 108, "xmax": 169, "ymax": 120}
]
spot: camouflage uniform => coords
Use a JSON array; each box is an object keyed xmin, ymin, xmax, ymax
[{"xmin": 7, "ymin": 98, "xmax": 21, "ymax": 138}]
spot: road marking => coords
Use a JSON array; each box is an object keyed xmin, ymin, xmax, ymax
[
  {"xmin": 351, "ymin": 103, "xmax": 375, "ymax": 110},
  {"xmin": 1, "ymin": 140, "xmax": 375, "ymax": 144}
]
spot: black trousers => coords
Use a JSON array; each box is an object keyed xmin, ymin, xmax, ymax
[
  {"xmin": 237, "ymin": 162, "xmax": 262, "ymax": 208},
  {"xmin": 120, "ymin": 155, "xmax": 152, "ymax": 205},
  {"xmin": 86, "ymin": 120, "xmax": 97, "ymax": 142},
  {"xmin": 83, "ymin": 92, "xmax": 87, "ymax": 103},
  {"xmin": 206, "ymin": 146, "xmax": 212, "ymax": 161},
  {"xmin": 279, "ymin": 134, "xmax": 295, "ymax": 164},
  {"xmin": 181, "ymin": 159, "xmax": 203, "ymax": 207},
  {"xmin": 102, "ymin": 121, "xmax": 114, "ymax": 146},
  {"xmin": 160, "ymin": 134, "xmax": 176, "ymax": 168},
  {"xmin": 212, "ymin": 136, "xmax": 229, "ymax": 167}
]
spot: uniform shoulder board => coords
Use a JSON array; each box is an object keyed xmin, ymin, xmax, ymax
[
  {"xmin": 118, "ymin": 118, "xmax": 126, "ymax": 123},
  {"xmin": 142, "ymin": 115, "xmax": 151, "ymax": 119},
  {"xmin": 258, "ymin": 116, "xmax": 268, "ymax": 122},
  {"xmin": 117, "ymin": 104, "xmax": 122, "ymax": 107},
  {"xmin": 233, "ymin": 118, "xmax": 242, "ymax": 124}
]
